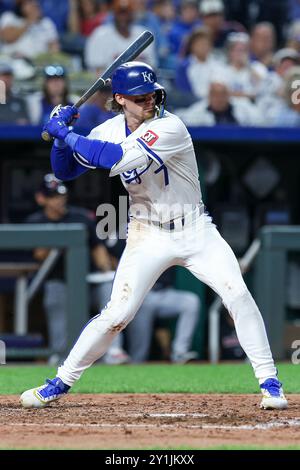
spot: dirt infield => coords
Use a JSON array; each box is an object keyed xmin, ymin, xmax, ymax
[{"xmin": 0, "ymin": 394, "xmax": 299, "ymax": 449}]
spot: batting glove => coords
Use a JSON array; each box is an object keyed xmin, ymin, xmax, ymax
[
  {"xmin": 50, "ymin": 104, "xmax": 79, "ymax": 125},
  {"xmin": 43, "ymin": 116, "xmax": 73, "ymax": 140}
]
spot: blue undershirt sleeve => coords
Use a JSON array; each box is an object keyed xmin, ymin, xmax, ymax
[
  {"xmin": 65, "ymin": 132, "xmax": 123, "ymax": 169},
  {"xmin": 50, "ymin": 143, "xmax": 89, "ymax": 181}
]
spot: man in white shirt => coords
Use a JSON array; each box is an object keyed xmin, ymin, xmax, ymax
[
  {"xmin": 84, "ymin": 0, "xmax": 156, "ymax": 72},
  {"xmin": 0, "ymin": 0, "xmax": 59, "ymax": 59},
  {"xmin": 176, "ymin": 80, "xmax": 263, "ymax": 126}
]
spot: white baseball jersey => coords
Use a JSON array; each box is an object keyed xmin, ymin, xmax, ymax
[{"xmin": 87, "ymin": 111, "xmax": 204, "ymax": 223}]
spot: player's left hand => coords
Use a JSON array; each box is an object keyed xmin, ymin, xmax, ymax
[
  {"xmin": 43, "ymin": 116, "xmax": 73, "ymax": 140},
  {"xmin": 50, "ymin": 104, "xmax": 79, "ymax": 125}
]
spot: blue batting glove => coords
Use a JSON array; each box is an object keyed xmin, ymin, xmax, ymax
[
  {"xmin": 43, "ymin": 116, "xmax": 72, "ymax": 140},
  {"xmin": 50, "ymin": 104, "xmax": 79, "ymax": 125},
  {"xmin": 59, "ymin": 105, "xmax": 79, "ymax": 124}
]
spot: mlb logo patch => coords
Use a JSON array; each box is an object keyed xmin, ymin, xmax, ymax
[{"xmin": 141, "ymin": 130, "xmax": 159, "ymax": 146}]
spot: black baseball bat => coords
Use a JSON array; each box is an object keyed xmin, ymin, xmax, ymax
[{"xmin": 41, "ymin": 30, "xmax": 154, "ymax": 141}]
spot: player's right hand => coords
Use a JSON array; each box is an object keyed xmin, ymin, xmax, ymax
[
  {"xmin": 50, "ymin": 105, "xmax": 79, "ymax": 125},
  {"xmin": 43, "ymin": 116, "xmax": 72, "ymax": 141}
]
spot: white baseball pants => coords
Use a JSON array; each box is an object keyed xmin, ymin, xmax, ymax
[{"xmin": 57, "ymin": 213, "xmax": 277, "ymax": 386}]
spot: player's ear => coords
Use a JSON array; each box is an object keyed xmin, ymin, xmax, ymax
[{"xmin": 115, "ymin": 93, "xmax": 125, "ymax": 106}]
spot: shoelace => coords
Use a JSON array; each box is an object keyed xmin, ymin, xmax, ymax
[
  {"xmin": 262, "ymin": 378, "xmax": 282, "ymax": 396},
  {"xmin": 44, "ymin": 378, "xmax": 66, "ymax": 396}
]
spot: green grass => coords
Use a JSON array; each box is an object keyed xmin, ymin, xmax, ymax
[
  {"xmin": 1, "ymin": 363, "xmax": 298, "ymax": 451},
  {"xmin": 0, "ymin": 362, "xmax": 298, "ymax": 395}
]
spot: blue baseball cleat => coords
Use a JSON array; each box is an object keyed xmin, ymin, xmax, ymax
[
  {"xmin": 260, "ymin": 378, "xmax": 288, "ymax": 409},
  {"xmin": 20, "ymin": 377, "xmax": 70, "ymax": 408}
]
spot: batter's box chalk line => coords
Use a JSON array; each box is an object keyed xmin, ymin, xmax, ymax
[{"xmin": 5, "ymin": 418, "xmax": 300, "ymax": 431}]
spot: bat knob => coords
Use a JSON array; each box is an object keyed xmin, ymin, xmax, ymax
[{"xmin": 41, "ymin": 130, "xmax": 53, "ymax": 142}]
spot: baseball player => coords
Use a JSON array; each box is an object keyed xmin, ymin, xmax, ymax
[{"xmin": 20, "ymin": 61, "xmax": 287, "ymax": 410}]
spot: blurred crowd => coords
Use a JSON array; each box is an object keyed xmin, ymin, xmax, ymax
[{"xmin": 1, "ymin": 0, "xmax": 300, "ymax": 128}]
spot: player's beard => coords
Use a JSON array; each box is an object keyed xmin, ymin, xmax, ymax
[
  {"xmin": 143, "ymin": 106, "xmax": 156, "ymax": 120},
  {"xmin": 123, "ymin": 101, "xmax": 156, "ymax": 130}
]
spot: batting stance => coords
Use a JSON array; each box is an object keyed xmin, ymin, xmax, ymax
[{"xmin": 21, "ymin": 62, "xmax": 287, "ymax": 410}]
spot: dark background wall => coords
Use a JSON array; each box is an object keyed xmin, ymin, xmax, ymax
[{"xmin": 1, "ymin": 129, "xmax": 300, "ymax": 359}]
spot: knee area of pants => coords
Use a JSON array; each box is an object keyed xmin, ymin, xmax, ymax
[
  {"xmin": 224, "ymin": 289, "xmax": 257, "ymax": 317},
  {"xmin": 109, "ymin": 319, "xmax": 128, "ymax": 334},
  {"xmin": 110, "ymin": 311, "xmax": 133, "ymax": 333},
  {"xmin": 101, "ymin": 304, "xmax": 134, "ymax": 333}
]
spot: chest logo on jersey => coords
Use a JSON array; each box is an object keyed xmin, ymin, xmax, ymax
[
  {"xmin": 140, "ymin": 130, "xmax": 159, "ymax": 146},
  {"xmin": 121, "ymin": 160, "xmax": 153, "ymax": 184}
]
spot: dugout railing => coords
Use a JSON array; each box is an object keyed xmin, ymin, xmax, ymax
[
  {"xmin": 208, "ymin": 238, "xmax": 261, "ymax": 363},
  {"xmin": 0, "ymin": 224, "xmax": 89, "ymax": 359},
  {"xmin": 254, "ymin": 225, "xmax": 300, "ymax": 359},
  {"xmin": 209, "ymin": 226, "xmax": 300, "ymax": 362}
]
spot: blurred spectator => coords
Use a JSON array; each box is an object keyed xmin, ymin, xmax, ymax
[
  {"xmin": 167, "ymin": 0, "xmax": 201, "ymax": 58},
  {"xmin": 68, "ymin": 0, "xmax": 108, "ymax": 37},
  {"xmin": 130, "ymin": 0, "xmax": 166, "ymax": 69},
  {"xmin": 175, "ymin": 26, "xmax": 223, "ymax": 99},
  {"xmin": 0, "ymin": 60, "xmax": 30, "ymax": 124},
  {"xmin": 39, "ymin": 0, "xmax": 69, "ymax": 34},
  {"xmin": 152, "ymin": 0, "xmax": 177, "ymax": 70},
  {"xmin": 258, "ymin": 50, "xmax": 300, "ymax": 125},
  {"xmin": 76, "ymin": 85, "xmax": 115, "ymax": 129},
  {"xmin": 0, "ymin": 0, "xmax": 15, "ymax": 15},
  {"xmin": 0, "ymin": 0, "xmax": 60, "ymax": 59},
  {"xmin": 289, "ymin": 0, "xmax": 300, "ymax": 21},
  {"xmin": 269, "ymin": 66, "xmax": 300, "ymax": 126},
  {"xmin": 175, "ymin": 80, "xmax": 263, "ymax": 126},
  {"xmin": 26, "ymin": 173, "xmax": 113, "ymax": 364},
  {"xmin": 250, "ymin": 22, "xmax": 276, "ymax": 69},
  {"xmin": 286, "ymin": 19, "xmax": 300, "ymax": 54},
  {"xmin": 84, "ymin": 0, "xmax": 156, "ymax": 72},
  {"xmin": 224, "ymin": 32, "xmax": 268, "ymax": 101},
  {"xmin": 256, "ymin": 0, "xmax": 288, "ymax": 47},
  {"xmin": 199, "ymin": 0, "xmax": 246, "ymax": 54},
  {"xmin": 223, "ymin": 0, "xmax": 252, "ymax": 30},
  {"xmin": 62, "ymin": 1, "xmax": 108, "ymax": 60},
  {"xmin": 27, "ymin": 64, "xmax": 78, "ymax": 125},
  {"xmin": 263, "ymin": 48, "xmax": 299, "ymax": 97}
]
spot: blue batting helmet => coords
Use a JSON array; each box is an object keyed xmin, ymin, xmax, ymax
[{"xmin": 111, "ymin": 61, "xmax": 165, "ymax": 97}]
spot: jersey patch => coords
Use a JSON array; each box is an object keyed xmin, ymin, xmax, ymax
[{"xmin": 140, "ymin": 130, "xmax": 159, "ymax": 147}]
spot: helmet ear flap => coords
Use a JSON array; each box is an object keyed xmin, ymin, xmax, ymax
[
  {"xmin": 155, "ymin": 89, "xmax": 166, "ymax": 118},
  {"xmin": 155, "ymin": 89, "xmax": 166, "ymax": 107}
]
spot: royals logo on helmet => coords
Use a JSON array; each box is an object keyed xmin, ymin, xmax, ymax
[
  {"xmin": 142, "ymin": 71, "xmax": 154, "ymax": 83},
  {"xmin": 141, "ymin": 130, "xmax": 159, "ymax": 146}
]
